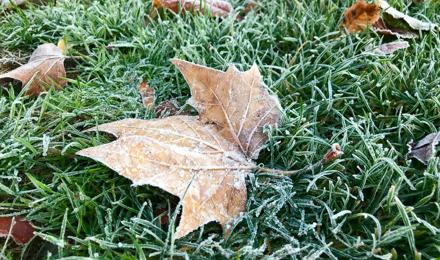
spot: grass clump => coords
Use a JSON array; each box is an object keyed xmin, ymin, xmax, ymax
[{"xmin": 1, "ymin": 0, "xmax": 440, "ymax": 259}]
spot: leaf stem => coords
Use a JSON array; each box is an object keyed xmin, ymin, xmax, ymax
[{"xmin": 257, "ymin": 143, "xmax": 343, "ymax": 176}]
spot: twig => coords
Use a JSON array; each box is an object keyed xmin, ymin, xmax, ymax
[{"xmin": 257, "ymin": 143, "xmax": 343, "ymax": 176}]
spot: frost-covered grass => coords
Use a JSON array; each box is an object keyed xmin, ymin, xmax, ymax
[{"xmin": 1, "ymin": 0, "xmax": 440, "ymax": 259}]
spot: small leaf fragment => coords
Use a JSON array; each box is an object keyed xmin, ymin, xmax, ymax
[
  {"xmin": 0, "ymin": 43, "xmax": 66, "ymax": 96},
  {"xmin": 57, "ymin": 38, "xmax": 68, "ymax": 55},
  {"xmin": 372, "ymin": 40, "xmax": 409, "ymax": 55},
  {"xmin": 0, "ymin": 216, "xmax": 35, "ymax": 245},
  {"xmin": 408, "ymin": 132, "xmax": 440, "ymax": 165},
  {"xmin": 153, "ymin": 0, "xmax": 232, "ymax": 17},
  {"xmin": 343, "ymin": 0, "xmax": 381, "ymax": 33},
  {"xmin": 323, "ymin": 143, "xmax": 344, "ymax": 163},
  {"xmin": 155, "ymin": 99, "xmax": 179, "ymax": 117},
  {"xmin": 138, "ymin": 81, "xmax": 155, "ymax": 109}
]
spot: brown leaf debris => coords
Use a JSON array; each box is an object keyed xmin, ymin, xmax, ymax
[
  {"xmin": 343, "ymin": 0, "xmax": 381, "ymax": 33},
  {"xmin": 0, "ymin": 43, "xmax": 66, "ymax": 96},
  {"xmin": 153, "ymin": 0, "xmax": 232, "ymax": 17},
  {"xmin": 138, "ymin": 81, "xmax": 155, "ymax": 109},
  {"xmin": 0, "ymin": 216, "xmax": 35, "ymax": 245}
]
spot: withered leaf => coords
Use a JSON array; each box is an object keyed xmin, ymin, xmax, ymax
[
  {"xmin": 0, "ymin": 43, "xmax": 66, "ymax": 96},
  {"xmin": 373, "ymin": 18, "xmax": 419, "ymax": 39},
  {"xmin": 408, "ymin": 132, "xmax": 440, "ymax": 165},
  {"xmin": 343, "ymin": 0, "xmax": 381, "ymax": 33},
  {"xmin": 372, "ymin": 40, "xmax": 409, "ymax": 55},
  {"xmin": 380, "ymin": 0, "xmax": 436, "ymax": 32},
  {"xmin": 77, "ymin": 116, "xmax": 256, "ymax": 238},
  {"xmin": 343, "ymin": 0, "xmax": 437, "ymax": 38},
  {"xmin": 0, "ymin": 216, "xmax": 35, "ymax": 245},
  {"xmin": 153, "ymin": 0, "xmax": 232, "ymax": 17},
  {"xmin": 138, "ymin": 81, "xmax": 155, "ymax": 109},
  {"xmin": 172, "ymin": 59, "xmax": 282, "ymax": 160}
]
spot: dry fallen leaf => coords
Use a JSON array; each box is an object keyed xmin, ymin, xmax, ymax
[
  {"xmin": 379, "ymin": 0, "xmax": 436, "ymax": 32},
  {"xmin": 172, "ymin": 59, "xmax": 282, "ymax": 159},
  {"xmin": 77, "ymin": 60, "xmax": 282, "ymax": 239},
  {"xmin": 343, "ymin": 0, "xmax": 437, "ymax": 38},
  {"xmin": 373, "ymin": 18, "xmax": 419, "ymax": 38},
  {"xmin": 0, "ymin": 216, "xmax": 35, "ymax": 245},
  {"xmin": 408, "ymin": 132, "xmax": 440, "ymax": 165},
  {"xmin": 0, "ymin": 43, "xmax": 66, "ymax": 96},
  {"xmin": 343, "ymin": 0, "xmax": 381, "ymax": 33},
  {"xmin": 138, "ymin": 81, "xmax": 155, "ymax": 109},
  {"xmin": 153, "ymin": 0, "xmax": 232, "ymax": 17},
  {"xmin": 372, "ymin": 40, "xmax": 409, "ymax": 55}
]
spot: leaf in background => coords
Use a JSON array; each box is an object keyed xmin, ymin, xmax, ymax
[
  {"xmin": 380, "ymin": 0, "xmax": 436, "ymax": 32},
  {"xmin": 77, "ymin": 116, "xmax": 255, "ymax": 238},
  {"xmin": 1, "ymin": 0, "xmax": 25, "ymax": 8},
  {"xmin": 372, "ymin": 40, "xmax": 409, "ymax": 55},
  {"xmin": 408, "ymin": 132, "xmax": 440, "ymax": 165},
  {"xmin": 153, "ymin": 0, "xmax": 232, "ymax": 17},
  {"xmin": 0, "ymin": 43, "xmax": 66, "ymax": 96},
  {"xmin": 0, "ymin": 217, "xmax": 35, "ymax": 245},
  {"xmin": 2, "ymin": 0, "xmax": 48, "ymax": 8},
  {"xmin": 343, "ymin": 0, "xmax": 381, "ymax": 33},
  {"xmin": 373, "ymin": 18, "xmax": 419, "ymax": 38},
  {"xmin": 138, "ymin": 81, "xmax": 155, "ymax": 109},
  {"xmin": 342, "ymin": 0, "xmax": 437, "ymax": 38},
  {"xmin": 172, "ymin": 59, "xmax": 282, "ymax": 159}
]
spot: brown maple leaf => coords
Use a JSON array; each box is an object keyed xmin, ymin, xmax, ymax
[
  {"xmin": 172, "ymin": 59, "xmax": 282, "ymax": 159},
  {"xmin": 343, "ymin": 0, "xmax": 381, "ymax": 33},
  {"xmin": 77, "ymin": 60, "xmax": 281, "ymax": 239},
  {"xmin": 0, "ymin": 216, "xmax": 35, "ymax": 245},
  {"xmin": 0, "ymin": 43, "xmax": 66, "ymax": 96},
  {"xmin": 153, "ymin": 0, "xmax": 232, "ymax": 17}
]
